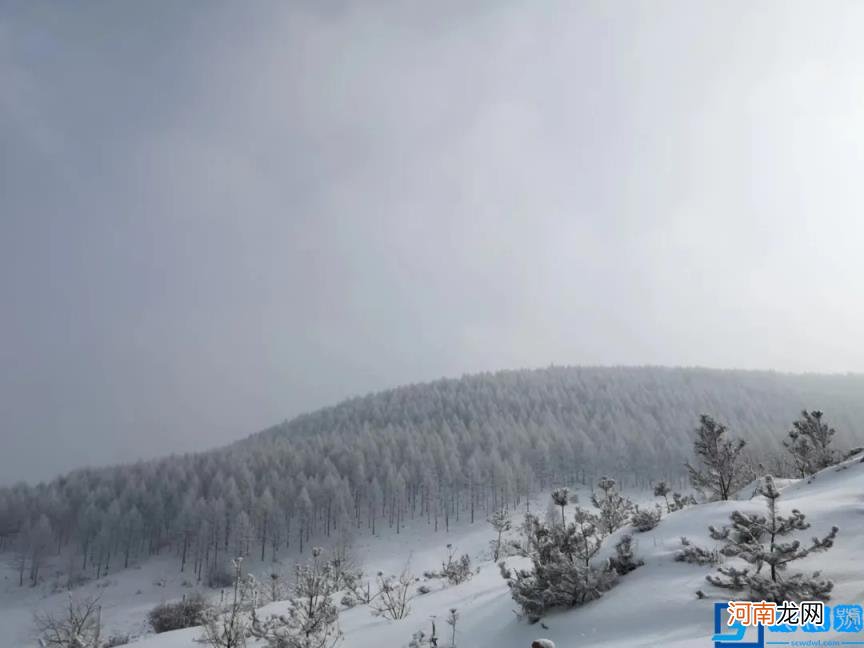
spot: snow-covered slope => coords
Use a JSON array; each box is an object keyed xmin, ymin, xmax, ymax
[{"xmin": 5, "ymin": 459, "xmax": 864, "ymax": 648}]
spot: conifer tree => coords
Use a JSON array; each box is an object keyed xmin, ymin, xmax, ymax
[
  {"xmin": 499, "ymin": 495, "xmax": 621, "ymax": 621},
  {"xmin": 706, "ymin": 476, "xmax": 838, "ymax": 602},
  {"xmin": 488, "ymin": 510, "xmax": 512, "ymax": 561},
  {"xmin": 201, "ymin": 558, "xmax": 248, "ymax": 648},
  {"xmin": 250, "ymin": 548, "xmax": 341, "ymax": 648},
  {"xmin": 608, "ymin": 534, "xmax": 644, "ymax": 575},
  {"xmin": 446, "ymin": 608, "xmax": 459, "ymax": 648},
  {"xmin": 550, "ymin": 488, "xmax": 569, "ymax": 526},
  {"xmin": 784, "ymin": 410, "xmax": 837, "ymax": 477},
  {"xmin": 591, "ymin": 477, "xmax": 634, "ymax": 534},
  {"xmin": 631, "ymin": 505, "xmax": 661, "ymax": 532},
  {"xmin": 686, "ymin": 415, "xmax": 747, "ymax": 501},
  {"xmin": 653, "ymin": 481, "xmax": 671, "ymax": 513}
]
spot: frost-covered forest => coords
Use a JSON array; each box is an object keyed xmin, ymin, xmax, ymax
[{"xmin": 2, "ymin": 366, "xmax": 864, "ymax": 588}]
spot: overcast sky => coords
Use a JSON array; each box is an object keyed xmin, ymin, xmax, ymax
[{"xmin": 3, "ymin": 1, "xmax": 864, "ymax": 484}]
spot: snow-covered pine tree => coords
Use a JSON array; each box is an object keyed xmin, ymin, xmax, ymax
[
  {"xmin": 249, "ymin": 547, "xmax": 341, "ymax": 648},
  {"xmin": 674, "ymin": 537, "xmax": 719, "ymax": 565},
  {"xmin": 784, "ymin": 410, "xmax": 837, "ymax": 477},
  {"xmin": 591, "ymin": 477, "xmax": 634, "ymax": 534},
  {"xmin": 686, "ymin": 415, "xmax": 748, "ymax": 501},
  {"xmin": 406, "ymin": 619, "xmax": 439, "ymax": 648},
  {"xmin": 608, "ymin": 534, "xmax": 644, "ymax": 575},
  {"xmin": 550, "ymin": 488, "xmax": 570, "ymax": 526},
  {"xmin": 201, "ymin": 558, "xmax": 248, "ymax": 648},
  {"xmin": 631, "ymin": 505, "xmax": 662, "ymax": 532},
  {"xmin": 653, "ymin": 481, "xmax": 671, "ymax": 513},
  {"xmin": 440, "ymin": 545, "xmax": 472, "ymax": 585},
  {"xmin": 446, "ymin": 608, "xmax": 459, "ymax": 648},
  {"xmin": 706, "ymin": 476, "xmax": 838, "ymax": 602},
  {"xmin": 499, "ymin": 496, "xmax": 617, "ymax": 621},
  {"xmin": 571, "ymin": 506, "xmax": 604, "ymax": 566},
  {"xmin": 488, "ymin": 510, "xmax": 512, "ymax": 561},
  {"xmin": 669, "ymin": 492, "xmax": 698, "ymax": 512}
]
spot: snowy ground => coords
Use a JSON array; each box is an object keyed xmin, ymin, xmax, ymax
[{"xmin": 2, "ymin": 465, "xmax": 863, "ymax": 648}]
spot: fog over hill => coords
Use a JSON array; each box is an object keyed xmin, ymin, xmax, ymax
[{"xmin": 2, "ymin": 365, "xmax": 864, "ymax": 588}]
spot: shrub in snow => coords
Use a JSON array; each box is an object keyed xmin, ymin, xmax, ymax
[
  {"xmin": 654, "ymin": 481, "xmax": 672, "ymax": 513},
  {"xmin": 705, "ymin": 476, "xmax": 838, "ymax": 602},
  {"xmin": 499, "ymin": 538, "xmax": 523, "ymax": 559},
  {"xmin": 631, "ymin": 505, "xmax": 662, "ymax": 532},
  {"xmin": 65, "ymin": 572, "xmax": 91, "ymax": 590},
  {"xmin": 500, "ymin": 498, "xmax": 620, "ymax": 621},
  {"xmin": 407, "ymin": 630, "xmax": 430, "ymax": 647},
  {"xmin": 441, "ymin": 545, "xmax": 473, "ymax": 586},
  {"xmin": 608, "ymin": 534, "xmax": 644, "ymax": 576},
  {"xmin": 591, "ymin": 477, "xmax": 635, "ymax": 534},
  {"xmin": 674, "ymin": 537, "xmax": 719, "ymax": 566},
  {"xmin": 104, "ymin": 635, "xmax": 131, "ymax": 647},
  {"xmin": 342, "ymin": 572, "xmax": 376, "ymax": 606},
  {"xmin": 669, "ymin": 492, "xmax": 698, "ymax": 511},
  {"xmin": 407, "ymin": 620, "xmax": 440, "ymax": 648},
  {"xmin": 249, "ymin": 547, "xmax": 342, "ymax": 648},
  {"xmin": 208, "ymin": 562, "xmax": 237, "ymax": 589},
  {"xmin": 34, "ymin": 595, "xmax": 103, "ymax": 648},
  {"xmin": 416, "ymin": 584, "xmax": 432, "ymax": 595},
  {"xmin": 686, "ymin": 414, "xmax": 749, "ymax": 501},
  {"xmin": 200, "ymin": 558, "xmax": 249, "ymax": 648},
  {"xmin": 260, "ymin": 572, "xmax": 288, "ymax": 605},
  {"xmin": 148, "ymin": 592, "xmax": 208, "ymax": 633},
  {"xmin": 370, "ymin": 566, "xmax": 416, "ymax": 620}
]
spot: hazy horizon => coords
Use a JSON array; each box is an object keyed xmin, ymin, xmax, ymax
[{"xmin": 5, "ymin": 0, "xmax": 864, "ymax": 483}]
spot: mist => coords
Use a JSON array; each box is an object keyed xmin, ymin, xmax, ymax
[{"xmin": 3, "ymin": 0, "xmax": 864, "ymax": 483}]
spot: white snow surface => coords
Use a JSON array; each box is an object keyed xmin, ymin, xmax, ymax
[{"xmin": 2, "ymin": 461, "xmax": 863, "ymax": 648}]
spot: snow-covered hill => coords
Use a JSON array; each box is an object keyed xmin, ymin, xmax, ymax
[{"xmin": 5, "ymin": 455, "xmax": 864, "ymax": 648}]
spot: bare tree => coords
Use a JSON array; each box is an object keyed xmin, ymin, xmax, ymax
[
  {"xmin": 34, "ymin": 595, "xmax": 102, "ymax": 648},
  {"xmin": 370, "ymin": 565, "xmax": 415, "ymax": 620}
]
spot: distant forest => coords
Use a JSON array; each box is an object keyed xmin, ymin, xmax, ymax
[{"xmin": 3, "ymin": 366, "xmax": 864, "ymax": 586}]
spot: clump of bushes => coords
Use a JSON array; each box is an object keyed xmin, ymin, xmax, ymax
[
  {"xmin": 148, "ymin": 593, "xmax": 209, "ymax": 633},
  {"xmin": 207, "ymin": 563, "xmax": 236, "ymax": 588},
  {"xmin": 631, "ymin": 505, "xmax": 662, "ymax": 532},
  {"xmin": 441, "ymin": 545, "xmax": 473, "ymax": 586},
  {"xmin": 674, "ymin": 536, "xmax": 719, "ymax": 566}
]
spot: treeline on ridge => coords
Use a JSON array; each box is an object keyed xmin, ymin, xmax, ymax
[{"xmin": 2, "ymin": 366, "xmax": 864, "ymax": 586}]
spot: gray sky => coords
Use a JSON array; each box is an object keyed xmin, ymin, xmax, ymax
[{"xmin": 3, "ymin": 1, "xmax": 864, "ymax": 484}]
